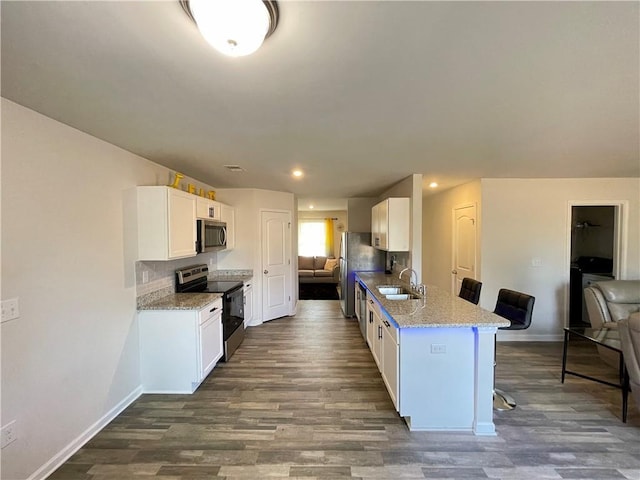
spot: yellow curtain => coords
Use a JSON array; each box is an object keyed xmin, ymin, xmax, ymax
[{"xmin": 325, "ymin": 218, "xmax": 334, "ymax": 257}]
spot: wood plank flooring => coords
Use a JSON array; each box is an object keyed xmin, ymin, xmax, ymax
[{"xmin": 50, "ymin": 300, "xmax": 640, "ymax": 480}]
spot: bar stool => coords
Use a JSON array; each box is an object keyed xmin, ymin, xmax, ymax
[
  {"xmin": 493, "ymin": 288, "xmax": 535, "ymax": 411},
  {"xmin": 458, "ymin": 278, "xmax": 482, "ymax": 305}
]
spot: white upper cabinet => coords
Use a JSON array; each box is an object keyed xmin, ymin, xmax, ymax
[
  {"xmin": 371, "ymin": 197, "xmax": 410, "ymax": 251},
  {"xmin": 196, "ymin": 198, "xmax": 222, "ymax": 221},
  {"xmin": 220, "ymin": 203, "xmax": 235, "ymax": 250},
  {"xmin": 136, "ymin": 186, "xmax": 197, "ymax": 261}
]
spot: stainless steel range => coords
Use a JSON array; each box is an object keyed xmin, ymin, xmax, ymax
[{"xmin": 176, "ymin": 265, "xmax": 245, "ymax": 361}]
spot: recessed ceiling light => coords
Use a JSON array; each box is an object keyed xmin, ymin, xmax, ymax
[
  {"xmin": 429, "ymin": 182, "xmax": 438, "ymax": 188},
  {"xmin": 292, "ymin": 169, "xmax": 303, "ymax": 178}
]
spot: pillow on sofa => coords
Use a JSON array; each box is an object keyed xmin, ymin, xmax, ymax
[
  {"xmin": 314, "ymin": 256, "xmax": 328, "ymax": 270},
  {"xmin": 324, "ymin": 258, "xmax": 338, "ymax": 270},
  {"xmin": 299, "ymin": 256, "xmax": 314, "ymax": 270}
]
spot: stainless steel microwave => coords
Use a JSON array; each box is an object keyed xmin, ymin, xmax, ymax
[{"xmin": 197, "ymin": 219, "xmax": 227, "ymax": 253}]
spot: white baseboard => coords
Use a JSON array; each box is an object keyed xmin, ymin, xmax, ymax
[
  {"xmin": 27, "ymin": 385, "xmax": 143, "ymax": 480},
  {"xmin": 497, "ymin": 333, "xmax": 563, "ymax": 342}
]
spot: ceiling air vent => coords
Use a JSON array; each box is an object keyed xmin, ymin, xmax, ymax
[{"xmin": 224, "ymin": 165, "xmax": 246, "ymax": 172}]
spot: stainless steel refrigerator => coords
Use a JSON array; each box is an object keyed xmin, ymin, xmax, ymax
[{"xmin": 339, "ymin": 232, "xmax": 386, "ymax": 318}]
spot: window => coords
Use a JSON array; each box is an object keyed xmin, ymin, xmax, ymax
[{"xmin": 298, "ymin": 221, "xmax": 327, "ymax": 256}]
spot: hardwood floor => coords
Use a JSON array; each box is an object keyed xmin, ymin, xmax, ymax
[{"xmin": 50, "ymin": 300, "xmax": 640, "ymax": 480}]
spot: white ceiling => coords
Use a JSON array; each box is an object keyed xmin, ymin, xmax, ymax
[{"xmin": 2, "ymin": 1, "xmax": 638, "ymax": 207}]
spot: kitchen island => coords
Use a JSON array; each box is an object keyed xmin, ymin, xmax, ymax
[{"xmin": 355, "ymin": 272, "xmax": 509, "ymax": 435}]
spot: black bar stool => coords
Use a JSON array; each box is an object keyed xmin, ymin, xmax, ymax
[
  {"xmin": 459, "ymin": 278, "xmax": 482, "ymax": 305},
  {"xmin": 493, "ymin": 288, "xmax": 535, "ymax": 410}
]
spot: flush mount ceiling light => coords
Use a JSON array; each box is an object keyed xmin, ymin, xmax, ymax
[
  {"xmin": 180, "ymin": 0, "xmax": 279, "ymax": 57},
  {"xmin": 292, "ymin": 169, "xmax": 303, "ymax": 178}
]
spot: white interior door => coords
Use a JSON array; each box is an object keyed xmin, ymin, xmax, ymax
[
  {"xmin": 261, "ymin": 210, "xmax": 291, "ymax": 322},
  {"xmin": 452, "ymin": 204, "xmax": 477, "ymax": 296}
]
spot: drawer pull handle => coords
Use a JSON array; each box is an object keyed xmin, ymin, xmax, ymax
[{"xmin": 210, "ymin": 307, "xmax": 218, "ymax": 312}]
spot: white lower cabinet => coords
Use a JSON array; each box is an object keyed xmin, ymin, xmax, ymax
[
  {"xmin": 139, "ymin": 298, "xmax": 223, "ymax": 393},
  {"xmin": 243, "ymin": 281, "xmax": 253, "ymax": 326},
  {"xmin": 366, "ymin": 293, "xmax": 376, "ymax": 349},
  {"xmin": 380, "ymin": 317, "xmax": 399, "ymax": 409},
  {"xmin": 366, "ymin": 292, "xmax": 400, "ymax": 410}
]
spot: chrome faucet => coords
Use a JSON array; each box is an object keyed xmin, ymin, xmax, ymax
[{"xmin": 399, "ymin": 267, "xmax": 418, "ymax": 290}]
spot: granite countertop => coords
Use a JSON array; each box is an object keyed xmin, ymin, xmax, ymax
[
  {"xmin": 355, "ymin": 272, "xmax": 509, "ymax": 329},
  {"xmin": 138, "ymin": 293, "xmax": 222, "ymax": 311},
  {"xmin": 209, "ymin": 275, "xmax": 253, "ymax": 282},
  {"xmin": 208, "ymin": 270, "xmax": 253, "ymax": 282}
]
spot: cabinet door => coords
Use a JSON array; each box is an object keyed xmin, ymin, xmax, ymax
[
  {"xmin": 372, "ymin": 312, "xmax": 383, "ymax": 369},
  {"xmin": 243, "ymin": 283, "xmax": 253, "ymax": 326},
  {"xmin": 221, "ymin": 203, "xmax": 235, "ymax": 250},
  {"xmin": 200, "ymin": 314, "xmax": 222, "ymax": 379},
  {"xmin": 381, "ymin": 320, "xmax": 399, "ymax": 409},
  {"xmin": 387, "ymin": 198, "xmax": 410, "ymax": 252},
  {"xmin": 168, "ymin": 189, "xmax": 197, "ymax": 259},
  {"xmin": 371, "ymin": 204, "xmax": 379, "ymax": 247},
  {"xmin": 366, "ymin": 297, "xmax": 376, "ymax": 348},
  {"xmin": 378, "ymin": 199, "xmax": 389, "ymax": 250}
]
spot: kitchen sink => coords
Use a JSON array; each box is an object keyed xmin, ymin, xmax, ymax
[
  {"xmin": 385, "ymin": 293, "xmax": 420, "ymax": 300},
  {"xmin": 377, "ymin": 285, "xmax": 420, "ymax": 300},
  {"xmin": 377, "ymin": 285, "xmax": 406, "ymax": 295}
]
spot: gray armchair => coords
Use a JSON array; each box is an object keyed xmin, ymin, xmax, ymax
[
  {"xmin": 618, "ymin": 313, "xmax": 640, "ymax": 412},
  {"xmin": 584, "ymin": 280, "xmax": 640, "ymax": 368},
  {"xmin": 584, "ymin": 280, "xmax": 640, "ymax": 329}
]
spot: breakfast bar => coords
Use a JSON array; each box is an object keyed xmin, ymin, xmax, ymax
[{"xmin": 355, "ymin": 272, "xmax": 509, "ymax": 435}]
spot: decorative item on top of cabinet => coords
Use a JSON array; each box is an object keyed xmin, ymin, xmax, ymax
[
  {"xmin": 168, "ymin": 172, "xmax": 184, "ymax": 189},
  {"xmin": 371, "ymin": 197, "xmax": 410, "ymax": 251},
  {"xmin": 136, "ymin": 186, "xmax": 197, "ymax": 261}
]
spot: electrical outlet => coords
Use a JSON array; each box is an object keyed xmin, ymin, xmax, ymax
[
  {"xmin": 1, "ymin": 420, "xmax": 17, "ymax": 448},
  {"xmin": 1, "ymin": 298, "xmax": 20, "ymax": 323},
  {"xmin": 531, "ymin": 258, "xmax": 543, "ymax": 267},
  {"xmin": 431, "ymin": 344, "xmax": 446, "ymax": 354}
]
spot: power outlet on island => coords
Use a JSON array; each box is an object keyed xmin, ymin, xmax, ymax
[
  {"xmin": 1, "ymin": 420, "xmax": 17, "ymax": 449},
  {"xmin": 1, "ymin": 298, "xmax": 20, "ymax": 323},
  {"xmin": 431, "ymin": 344, "xmax": 447, "ymax": 354}
]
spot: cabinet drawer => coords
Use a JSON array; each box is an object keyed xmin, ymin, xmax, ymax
[
  {"xmin": 380, "ymin": 315, "xmax": 398, "ymax": 344},
  {"xmin": 199, "ymin": 299, "xmax": 223, "ymax": 325}
]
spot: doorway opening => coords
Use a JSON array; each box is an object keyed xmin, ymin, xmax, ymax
[{"xmin": 567, "ymin": 203, "xmax": 624, "ymax": 328}]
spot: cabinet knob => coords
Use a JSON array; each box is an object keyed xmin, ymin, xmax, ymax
[
  {"xmin": 452, "ymin": 270, "xmax": 458, "ymax": 274},
  {"xmin": 264, "ymin": 270, "xmax": 269, "ymax": 274}
]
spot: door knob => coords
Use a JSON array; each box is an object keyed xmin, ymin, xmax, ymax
[
  {"xmin": 264, "ymin": 270, "xmax": 269, "ymax": 274},
  {"xmin": 452, "ymin": 270, "xmax": 458, "ymax": 274}
]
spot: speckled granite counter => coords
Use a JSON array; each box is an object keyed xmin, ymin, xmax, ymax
[
  {"xmin": 138, "ymin": 292, "xmax": 222, "ymax": 311},
  {"xmin": 355, "ymin": 272, "xmax": 509, "ymax": 328},
  {"xmin": 208, "ymin": 270, "xmax": 253, "ymax": 282}
]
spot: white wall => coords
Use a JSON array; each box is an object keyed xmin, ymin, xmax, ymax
[
  {"xmin": 422, "ymin": 180, "xmax": 482, "ymax": 291},
  {"xmin": 216, "ymin": 188, "xmax": 295, "ymax": 324},
  {"xmin": 381, "ymin": 174, "xmax": 423, "ymax": 280},
  {"xmin": 346, "ymin": 197, "xmax": 377, "ymax": 232},
  {"xmin": 481, "ymin": 178, "xmax": 640, "ymax": 341},
  {"xmin": 0, "ymin": 99, "xmax": 214, "ymax": 480}
]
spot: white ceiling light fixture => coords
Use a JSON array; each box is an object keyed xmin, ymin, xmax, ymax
[{"xmin": 180, "ymin": 0, "xmax": 279, "ymax": 57}]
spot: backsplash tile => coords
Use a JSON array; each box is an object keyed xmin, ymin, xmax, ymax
[{"xmin": 135, "ymin": 254, "xmax": 253, "ymax": 308}]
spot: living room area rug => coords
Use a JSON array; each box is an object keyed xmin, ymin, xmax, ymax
[{"xmin": 299, "ymin": 283, "xmax": 339, "ymax": 300}]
